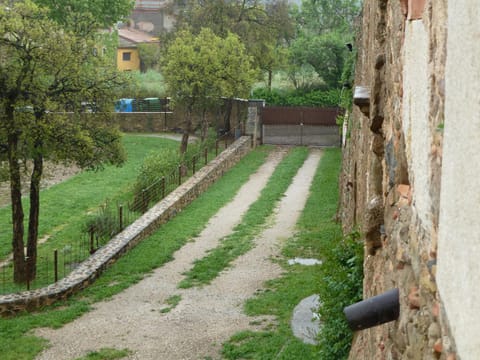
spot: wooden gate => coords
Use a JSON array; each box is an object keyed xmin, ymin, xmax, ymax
[{"xmin": 261, "ymin": 107, "xmax": 341, "ymax": 146}]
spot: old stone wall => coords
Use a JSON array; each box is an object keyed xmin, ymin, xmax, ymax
[
  {"xmin": 0, "ymin": 137, "xmax": 252, "ymax": 317},
  {"xmin": 340, "ymin": 0, "xmax": 464, "ymax": 359},
  {"xmin": 114, "ymin": 99, "xmax": 249, "ymax": 134},
  {"xmin": 114, "ymin": 112, "xmax": 175, "ymax": 132}
]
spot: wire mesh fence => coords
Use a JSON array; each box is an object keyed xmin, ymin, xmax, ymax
[
  {"xmin": 0, "ymin": 237, "xmax": 91, "ymax": 294},
  {"xmin": 0, "ymin": 131, "xmax": 239, "ymax": 295}
]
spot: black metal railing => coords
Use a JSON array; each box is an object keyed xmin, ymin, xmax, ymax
[{"xmin": 0, "ymin": 131, "xmax": 240, "ymax": 294}]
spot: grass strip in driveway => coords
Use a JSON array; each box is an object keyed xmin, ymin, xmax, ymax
[
  {"xmin": 0, "ymin": 147, "xmax": 271, "ymax": 360},
  {"xmin": 178, "ymin": 146, "xmax": 309, "ymax": 289},
  {"xmin": 222, "ymin": 148, "xmax": 362, "ymax": 360}
]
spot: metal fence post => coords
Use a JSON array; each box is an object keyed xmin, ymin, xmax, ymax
[
  {"xmin": 192, "ymin": 156, "xmax": 196, "ymax": 174},
  {"xmin": 2, "ymin": 266, "xmax": 4, "ymax": 293},
  {"xmin": 142, "ymin": 189, "xmax": 147, "ymax": 212},
  {"xmin": 26, "ymin": 256, "xmax": 30, "ymax": 291},
  {"xmin": 45, "ymin": 256, "xmax": 48, "ymax": 284},
  {"xmin": 54, "ymin": 249, "xmax": 58, "ymax": 282},
  {"xmin": 161, "ymin": 177, "xmax": 166, "ymax": 199},
  {"xmin": 90, "ymin": 228, "xmax": 95, "ymax": 254},
  {"xmin": 119, "ymin": 205, "xmax": 123, "ymax": 231},
  {"xmin": 300, "ymin": 122, "xmax": 304, "ymax": 146},
  {"xmin": 178, "ymin": 165, "xmax": 182, "ymax": 185},
  {"xmin": 204, "ymin": 147, "xmax": 208, "ymax": 164},
  {"xmin": 164, "ymin": 97, "xmax": 168, "ymax": 130}
]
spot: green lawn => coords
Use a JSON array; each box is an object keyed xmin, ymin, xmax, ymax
[
  {"xmin": 0, "ymin": 146, "xmax": 270, "ymax": 360},
  {"xmin": 0, "ymin": 135, "xmax": 179, "ymax": 291}
]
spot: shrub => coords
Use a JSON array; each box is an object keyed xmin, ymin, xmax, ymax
[
  {"xmin": 252, "ymin": 87, "xmax": 341, "ymax": 107},
  {"xmin": 133, "ymin": 148, "xmax": 181, "ymax": 194},
  {"xmin": 83, "ymin": 202, "xmax": 120, "ymax": 242},
  {"xmin": 317, "ymin": 230, "xmax": 363, "ymax": 359},
  {"xmin": 117, "ymin": 70, "xmax": 166, "ymax": 99}
]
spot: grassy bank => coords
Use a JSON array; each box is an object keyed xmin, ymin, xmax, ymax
[
  {"xmin": 0, "ymin": 146, "xmax": 270, "ymax": 360},
  {"xmin": 223, "ymin": 148, "xmax": 363, "ymax": 360},
  {"xmin": 0, "ymin": 135, "xmax": 178, "ymax": 261}
]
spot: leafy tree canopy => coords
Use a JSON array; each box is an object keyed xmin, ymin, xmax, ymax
[
  {"xmin": 286, "ymin": 0, "xmax": 360, "ymax": 89},
  {"xmin": 32, "ymin": 0, "xmax": 134, "ymax": 29},
  {"xmin": 0, "ymin": 0, "xmax": 127, "ymax": 282},
  {"xmin": 289, "ymin": 31, "xmax": 348, "ymax": 89},
  {"xmin": 162, "ymin": 28, "xmax": 256, "ymax": 109},
  {"xmin": 299, "ymin": 0, "xmax": 361, "ymax": 35},
  {"xmin": 137, "ymin": 43, "xmax": 162, "ymax": 72},
  {"xmin": 169, "ymin": 0, "xmax": 294, "ymax": 83},
  {"xmin": 161, "ymin": 28, "xmax": 256, "ymax": 152}
]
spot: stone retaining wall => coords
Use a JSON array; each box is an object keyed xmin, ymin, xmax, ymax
[{"xmin": 0, "ymin": 136, "xmax": 252, "ymax": 317}]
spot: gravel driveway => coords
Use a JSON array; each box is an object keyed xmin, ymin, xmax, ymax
[{"xmin": 35, "ymin": 148, "xmax": 323, "ymax": 360}]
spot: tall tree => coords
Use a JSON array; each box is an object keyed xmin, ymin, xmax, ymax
[
  {"xmin": 137, "ymin": 43, "xmax": 161, "ymax": 72},
  {"xmin": 288, "ymin": 0, "xmax": 360, "ymax": 89},
  {"xmin": 301, "ymin": 0, "xmax": 360, "ymax": 35},
  {"xmin": 0, "ymin": 1, "xmax": 126, "ymax": 282},
  {"xmin": 161, "ymin": 28, "xmax": 256, "ymax": 153},
  {"xmin": 32, "ymin": 0, "xmax": 134, "ymax": 30},
  {"xmin": 289, "ymin": 31, "xmax": 347, "ymax": 89},
  {"xmin": 169, "ymin": 0, "xmax": 294, "ymax": 87}
]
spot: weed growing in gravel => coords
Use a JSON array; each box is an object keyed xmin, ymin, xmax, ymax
[
  {"xmin": 160, "ymin": 294, "xmax": 182, "ymax": 313},
  {"xmin": 178, "ymin": 146, "xmax": 310, "ymax": 289},
  {"xmin": 0, "ymin": 147, "xmax": 270, "ymax": 360},
  {"xmin": 73, "ymin": 348, "xmax": 132, "ymax": 360}
]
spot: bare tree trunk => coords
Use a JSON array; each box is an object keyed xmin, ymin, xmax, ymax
[
  {"xmin": 180, "ymin": 130, "xmax": 189, "ymax": 155},
  {"xmin": 268, "ymin": 70, "xmax": 273, "ymax": 91},
  {"xmin": 180, "ymin": 109, "xmax": 192, "ymax": 154},
  {"xmin": 288, "ymin": 70, "xmax": 299, "ymax": 89},
  {"xmin": 7, "ymin": 131, "xmax": 26, "ymax": 283},
  {"xmin": 201, "ymin": 108, "xmax": 208, "ymax": 142},
  {"xmin": 26, "ymin": 151, "xmax": 43, "ymax": 281}
]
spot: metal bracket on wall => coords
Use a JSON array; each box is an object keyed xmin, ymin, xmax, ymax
[{"xmin": 353, "ymin": 86, "xmax": 371, "ymax": 117}]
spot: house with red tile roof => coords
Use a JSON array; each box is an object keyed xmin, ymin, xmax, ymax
[{"xmin": 117, "ymin": 27, "xmax": 159, "ymax": 71}]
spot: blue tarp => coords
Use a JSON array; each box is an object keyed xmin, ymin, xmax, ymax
[{"xmin": 115, "ymin": 98, "xmax": 134, "ymax": 112}]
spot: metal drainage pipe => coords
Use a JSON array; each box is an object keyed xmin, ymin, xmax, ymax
[{"xmin": 343, "ymin": 288, "xmax": 400, "ymax": 331}]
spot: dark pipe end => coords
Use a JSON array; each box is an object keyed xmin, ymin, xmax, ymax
[{"xmin": 344, "ymin": 288, "xmax": 400, "ymax": 331}]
